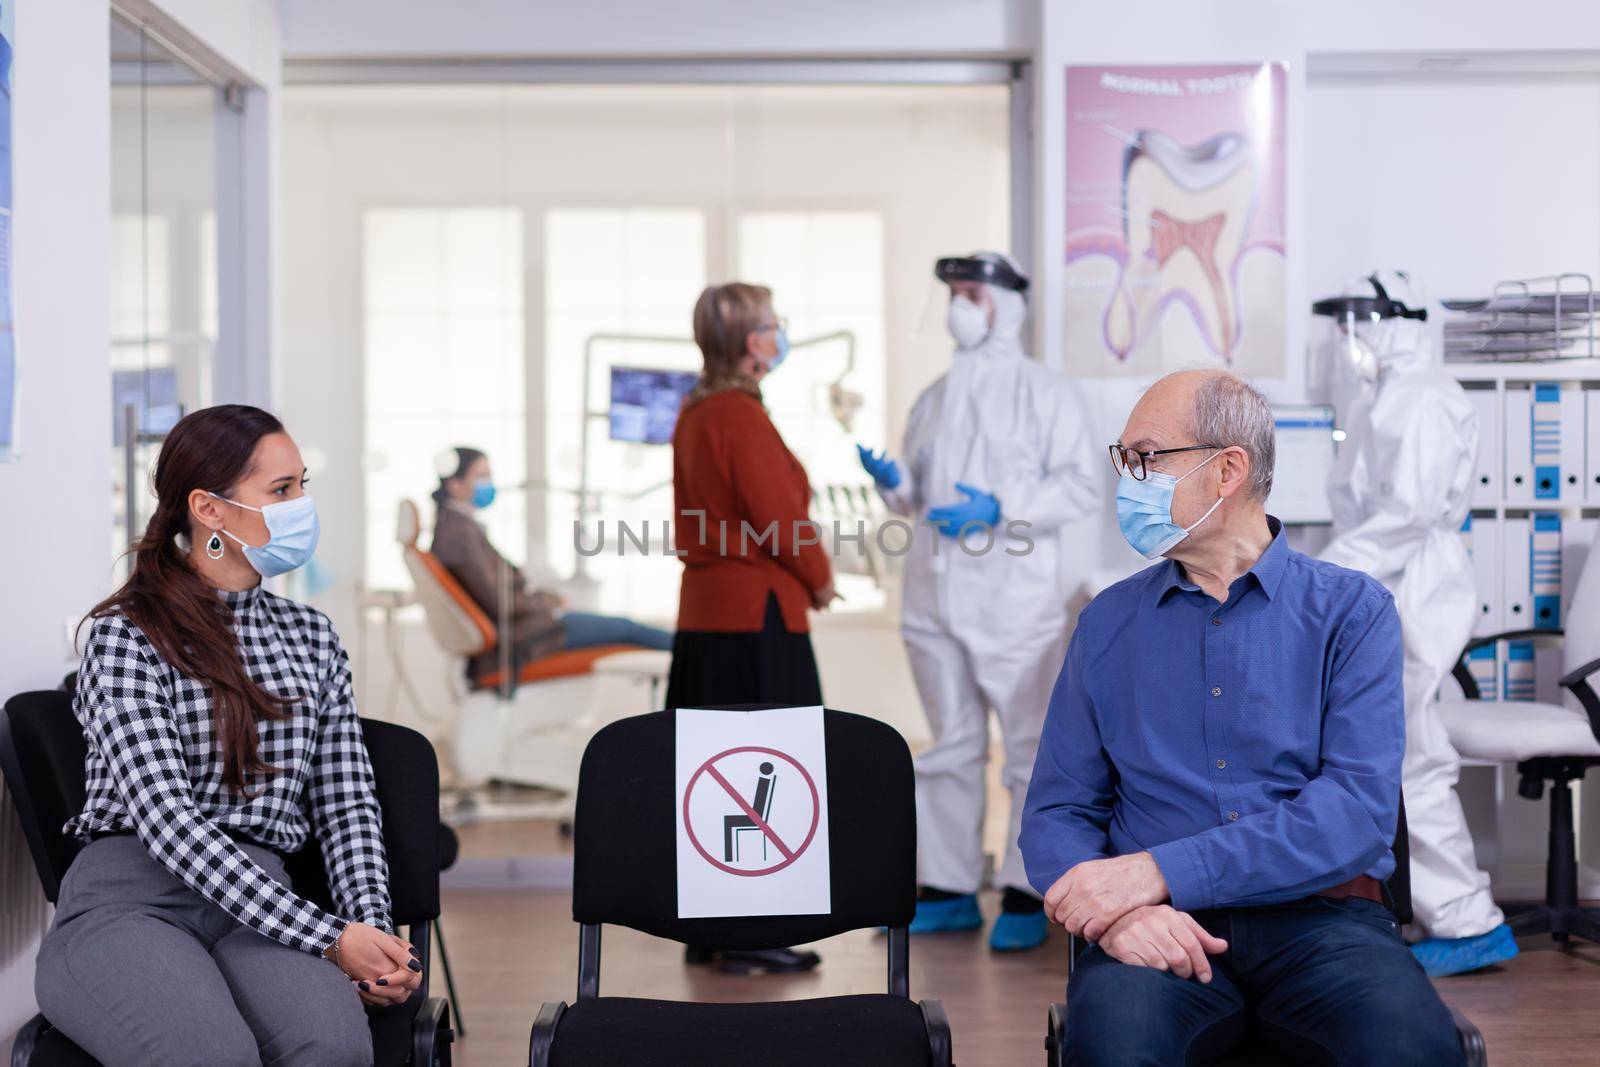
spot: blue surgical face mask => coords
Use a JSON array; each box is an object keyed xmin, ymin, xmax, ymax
[
  {"xmin": 209, "ymin": 492, "xmax": 321, "ymax": 578},
  {"xmin": 1115, "ymin": 450, "xmax": 1224, "ymax": 559},
  {"xmin": 762, "ymin": 326, "xmax": 790, "ymax": 373},
  {"xmin": 472, "ymin": 478, "xmax": 497, "ymax": 509}
]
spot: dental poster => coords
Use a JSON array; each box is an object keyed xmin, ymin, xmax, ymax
[{"xmin": 1064, "ymin": 64, "xmax": 1287, "ymax": 378}]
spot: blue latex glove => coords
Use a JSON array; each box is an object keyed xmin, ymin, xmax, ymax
[
  {"xmin": 857, "ymin": 443, "xmax": 902, "ymax": 489},
  {"xmin": 927, "ymin": 483, "xmax": 1000, "ymax": 539}
]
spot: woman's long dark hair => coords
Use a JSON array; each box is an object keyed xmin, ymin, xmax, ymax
[{"xmin": 86, "ymin": 404, "xmax": 295, "ymax": 794}]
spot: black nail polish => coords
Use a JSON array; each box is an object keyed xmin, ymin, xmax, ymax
[
  {"xmin": 358, "ymin": 981, "xmax": 370, "ymax": 991},
  {"xmin": 408, "ymin": 959, "xmax": 422, "ymax": 972},
  {"xmin": 377, "ymin": 978, "xmax": 388, "ymax": 986}
]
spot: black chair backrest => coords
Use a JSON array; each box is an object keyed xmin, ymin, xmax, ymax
[
  {"xmin": 0, "ymin": 691, "xmax": 88, "ymax": 903},
  {"xmin": 1390, "ymin": 795, "xmax": 1413, "ymax": 926},
  {"xmin": 284, "ymin": 718, "xmax": 442, "ymax": 925},
  {"xmin": 1, "ymin": 690, "xmax": 440, "ymax": 925},
  {"xmin": 572, "ymin": 707, "xmax": 917, "ymax": 948}
]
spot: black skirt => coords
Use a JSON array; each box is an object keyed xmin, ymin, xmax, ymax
[{"xmin": 664, "ymin": 592, "xmax": 823, "ymax": 709}]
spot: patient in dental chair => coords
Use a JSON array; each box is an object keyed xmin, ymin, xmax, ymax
[{"xmin": 429, "ymin": 446, "xmax": 674, "ymax": 689}]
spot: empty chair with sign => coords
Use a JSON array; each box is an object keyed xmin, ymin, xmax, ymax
[{"xmin": 527, "ymin": 706, "xmax": 952, "ymax": 1067}]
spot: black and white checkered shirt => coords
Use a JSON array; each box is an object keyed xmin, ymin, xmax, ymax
[{"xmin": 67, "ymin": 585, "xmax": 392, "ymax": 956}]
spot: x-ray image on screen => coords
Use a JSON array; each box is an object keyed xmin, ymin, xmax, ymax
[{"xmin": 609, "ymin": 366, "xmax": 698, "ymax": 445}]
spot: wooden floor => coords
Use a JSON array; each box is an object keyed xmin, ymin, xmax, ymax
[{"xmin": 432, "ymin": 885, "xmax": 1600, "ymax": 1066}]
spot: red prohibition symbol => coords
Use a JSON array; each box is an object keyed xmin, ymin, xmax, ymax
[{"xmin": 682, "ymin": 745, "xmax": 820, "ymax": 877}]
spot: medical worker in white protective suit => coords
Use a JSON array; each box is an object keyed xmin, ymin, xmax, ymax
[
  {"xmin": 857, "ymin": 252, "xmax": 1099, "ymax": 952},
  {"xmin": 1317, "ymin": 270, "xmax": 1517, "ymax": 977}
]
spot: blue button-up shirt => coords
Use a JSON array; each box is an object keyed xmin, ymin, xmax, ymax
[{"xmin": 1020, "ymin": 517, "xmax": 1404, "ymax": 911}]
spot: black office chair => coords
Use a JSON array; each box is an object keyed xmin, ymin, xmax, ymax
[
  {"xmin": 527, "ymin": 706, "xmax": 954, "ymax": 1067},
  {"xmin": 1045, "ymin": 801, "xmax": 1487, "ymax": 1067},
  {"xmin": 0, "ymin": 690, "xmax": 454, "ymax": 1067}
]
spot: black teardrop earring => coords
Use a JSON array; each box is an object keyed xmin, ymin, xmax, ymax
[{"xmin": 206, "ymin": 532, "xmax": 226, "ymax": 561}]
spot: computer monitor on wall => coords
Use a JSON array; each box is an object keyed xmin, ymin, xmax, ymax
[
  {"xmin": 609, "ymin": 366, "xmax": 698, "ymax": 445},
  {"xmin": 1266, "ymin": 404, "xmax": 1336, "ymax": 525}
]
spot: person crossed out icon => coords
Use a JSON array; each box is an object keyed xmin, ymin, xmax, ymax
[{"xmin": 722, "ymin": 762, "xmax": 777, "ymax": 863}]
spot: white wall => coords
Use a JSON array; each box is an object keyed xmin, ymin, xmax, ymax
[
  {"xmin": 279, "ymin": 0, "xmax": 1037, "ymax": 59},
  {"xmin": 0, "ymin": 1, "xmax": 112, "ymax": 1052}
]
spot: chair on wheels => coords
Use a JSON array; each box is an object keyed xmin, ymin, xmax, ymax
[
  {"xmin": 527, "ymin": 706, "xmax": 954, "ymax": 1067},
  {"xmin": 1433, "ymin": 528, "xmax": 1600, "ymax": 946},
  {"xmin": 0, "ymin": 690, "xmax": 454, "ymax": 1067},
  {"xmin": 1044, "ymin": 800, "xmax": 1487, "ymax": 1067}
]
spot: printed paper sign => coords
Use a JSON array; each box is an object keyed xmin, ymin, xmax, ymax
[{"xmin": 675, "ymin": 706, "xmax": 831, "ymax": 918}]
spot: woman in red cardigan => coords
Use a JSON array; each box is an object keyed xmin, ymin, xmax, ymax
[
  {"xmin": 667, "ymin": 281, "xmax": 835, "ymax": 709},
  {"xmin": 668, "ymin": 281, "xmax": 835, "ymax": 974}
]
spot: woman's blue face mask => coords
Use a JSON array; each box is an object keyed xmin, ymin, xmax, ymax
[
  {"xmin": 209, "ymin": 492, "xmax": 321, "ymax": 578},
  {"xmin": 471, "ymin": 478, "xmax": 497, "ymax": 509},
  {"xmin": 1115, "ymin": 449, "xmax": 1223, "ymax": 559}
]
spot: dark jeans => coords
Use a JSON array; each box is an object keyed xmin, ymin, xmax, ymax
[{"xmin": 1066, "ymin": 897, "xmax": 1466, "ymax": 1067}]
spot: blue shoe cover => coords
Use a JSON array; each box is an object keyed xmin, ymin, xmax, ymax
[
  {"xmin": 908, "ymin": 894, "xmax": 983, "ymax": 934},
  {"xmin": 1410, "ymin": 922, "xmax": 1519, "ymax": 977},
  {"xmin": 989, "ymin": 909, "xmax": 1048, "ymax": 952}
]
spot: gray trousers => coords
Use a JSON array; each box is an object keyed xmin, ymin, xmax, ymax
[{"xmin": 35, "ymin": 835, "xmax": 372, "ymax": 1067}]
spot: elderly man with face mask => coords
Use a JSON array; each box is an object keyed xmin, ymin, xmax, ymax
[
  {"xmin": 1020, "ymin": 370, "xmax": 1466, "ymax": 1066},
  {"xmin": 858, "ymin": 252, "xmax": 1100, "ymax": 952}
]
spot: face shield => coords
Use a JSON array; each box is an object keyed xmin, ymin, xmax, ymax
[
  {"xmin": 1311, "ymin": 274, "xmax": 1429, "ymax": 400},
  {"xmin": 912, "ymin": 253, "xmax": 1030, "ymax": 342}
]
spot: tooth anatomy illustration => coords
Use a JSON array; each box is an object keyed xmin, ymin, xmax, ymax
[{"xmin": 1105, "ymin": 129, "xmax": 1256, "ymax": 362}]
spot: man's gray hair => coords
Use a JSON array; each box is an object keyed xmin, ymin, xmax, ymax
[{"xmin": 1192, "ymin": 372, "xmax": 1275, "ymax": 501}]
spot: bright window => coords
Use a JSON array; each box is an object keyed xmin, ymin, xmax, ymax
[
  {"xmin": 363, "ymin": 207, "xmax": 525, "ymax": 592},
  {"xmin": 543, "ymin": 208, "xmax": 705, "ymax": 619}
]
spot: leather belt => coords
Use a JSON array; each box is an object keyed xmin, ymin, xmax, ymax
[{"xmin": 1316, "ymin": 873, "xmax": 1384, "ymax": 904}]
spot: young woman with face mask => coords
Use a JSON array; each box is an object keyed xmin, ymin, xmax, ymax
[
  {"xmin": 35, "ymin": 405, "xmax": 416, "ymax": 1067},
  {"xmin": 428, "ymin": 446, "xmax": 674, "ymax": 690}
]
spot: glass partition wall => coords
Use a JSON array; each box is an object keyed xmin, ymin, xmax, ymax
[{"xmin": 109, "ymin": 14, "xmax": 226, "ymax": 570}]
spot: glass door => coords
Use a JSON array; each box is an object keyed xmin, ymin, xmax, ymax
[{"xmin": 109, "ymin": 15, "xmax": 220, "ymax": 567}]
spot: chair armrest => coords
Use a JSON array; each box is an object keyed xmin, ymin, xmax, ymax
[
  {"xmin": 1450, "ymin": 1006, "xmax": 1486, "ymax": 1067},
  {"xmin": 528, "ymin": 1001, "xmax": 567, "ymax": 1067},
  {"xmin": 1559, "ymin": 655, "xmax": 1600, "ymax": 746},
  {"xmin": 1045, "ymin": 1002, "xmax": 1069, "ymax": 1067},
  {"xmin": 411, "ymin": 997, "xmax": 452, "ymax": 1067},
  {"xmin": 1453, "ymin": 628, "xmax": 1565, "ymax": 700},
  {"xmin": 1462, "ymin": 627, "xmax": 1563, "ymax": 656},
  {"xmin": 12, "ymin": 1013, "xmax": 51, "ymax": 1067},
  {"xmin": 919, "ymin": 998, "xmax": 953, "ymax": 1067}
]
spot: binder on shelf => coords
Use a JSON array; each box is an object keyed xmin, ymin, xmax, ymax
[
  {"xmin": 1502, "ymin": 516, "xmax": 1531, "ymax": 629},
  {"xmin": 1467, "ymin": 389, "xmax": 1500, "ymax": 507},
  {"xmin": 1461, "ymin": 514, "xmax": 1500, "ymax": 635},
  {"xmin": 1504, "ymin": 640, "xmax": 1537, "ymax": 702},
  {"xmin": 1532, "ymin": 384, "xmax": 1562, "ymax": 500},
  {"xmin": 1531, "ymin": 513, "xmax": 1562, "ymax": 631},
  {"xmin": 1560, "ymin": 385, "xmax": 1586, "ymax": 501},
  {"xmin": 1506, "ymin": 386, "xmax": 1534, "ymax": 503},
  {"xmin": 1588, "ymin": 389, "xmax": 1600, "ymax": 505}
]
